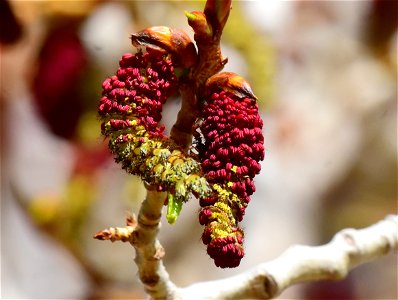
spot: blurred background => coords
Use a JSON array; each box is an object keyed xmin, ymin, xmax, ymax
[{"xmin": 1, "ymin": 0, "xmax": 396, "ymax": 299}]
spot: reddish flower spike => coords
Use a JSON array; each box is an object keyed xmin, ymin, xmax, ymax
[
  {"xmin": 195, "ymin": 72, "xmax": 264, "ymax": 268},
  {"xmin": 98, "ymin": 48, "xmax": 211, "ymax": 220}
]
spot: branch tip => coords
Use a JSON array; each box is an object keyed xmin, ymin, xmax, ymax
[
  {"xmin": 93, "ymin": 230, "xmax": 111, "ymax": 241},
  {"xmin": 94, "ymin": 225, "xmax": 136, "ymax": 242},
  {"xmin": 184, "ymin": 10, "xmax": 196, "ymax": 21}
]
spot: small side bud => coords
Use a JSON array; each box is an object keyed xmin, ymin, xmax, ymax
[
  {"xmin": 205, "ymin": 72, "xmax": 257, "ymax": 100},
  {"xmin": 131, "ymin": 26, "xmax": 197, "ymax": 68},
  {"xmin": 185, "ymin": 11, "xmax": 212, "ymax": 39}
]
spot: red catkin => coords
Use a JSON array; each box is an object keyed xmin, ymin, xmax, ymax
[{"xmin": 195, "ymin": 88, "xmax": 264, "ymax": 268}]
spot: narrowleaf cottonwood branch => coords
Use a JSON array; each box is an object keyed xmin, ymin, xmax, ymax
[
  {"xmin": 178, "ymin": 214, "xmax": 398, "ymax": 299},
  {"xmin": 95, "ymin": 214, "xmax": 397, "ymax": 299},
  {"xmin": 95, "ymin": 190, "xmax": 179, "ymax": 299},
  {"xmin": 131, "ymin": 190, "xmax": 177, "ymax": 299}
]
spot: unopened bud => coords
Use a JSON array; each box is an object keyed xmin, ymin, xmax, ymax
[
  {"xmin": 131, "ymin": 26, "xmax": 197, "ymax": 68},
  {"xmin": 205, "ymin": 72, "xmax": 257, "ymax": 100},
  {"xmin": 204, "ymin": 0, "xmax": 232, "ymax": 37},
  {"xmin": 185, "ymin": 11, "xmax": 212, "ymax": 39}
]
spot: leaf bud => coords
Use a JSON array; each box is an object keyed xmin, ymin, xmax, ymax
[{"xmin": 204, "ymin": 0, "xmax": 232, "ymax": 37}]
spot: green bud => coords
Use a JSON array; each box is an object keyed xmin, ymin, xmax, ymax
[{"xmin": 166, "ymin": 193, "xmax": 183, "ymax": 224}]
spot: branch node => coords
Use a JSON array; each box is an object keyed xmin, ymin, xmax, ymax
[{"xmin": 154, "ymin": 245, "xmax": 166, "ymax": 260}]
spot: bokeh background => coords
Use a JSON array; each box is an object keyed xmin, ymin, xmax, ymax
[{"xmin": 1, "ymin": 0, "xmax": 397, "ymax": 299}]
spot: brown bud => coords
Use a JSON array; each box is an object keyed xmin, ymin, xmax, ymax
[
  {"xmin": 204, "ymin": 0, "xmax": 232, "ymax": 37},
  {"xmin": 205, "ymin": 72, "xmax": 257, "ymax": 100},
  {"xmin": 131, "ymin": 26, "xmax": 197, "ymax": 68}
]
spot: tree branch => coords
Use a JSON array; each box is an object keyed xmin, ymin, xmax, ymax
[
  {"xmin": 95, "ymin": 190, "xmax": 179, "ymax": 299},
  {"xmin": 96, "ymin": 206, "xmax": 396, "ymax": 299},
  {"xmin": 131, "ymin": 190, "xmax": 179, "ymax": 299},
  {"xmin": 178, "ymin": 215, "xmax": 398, "ymax": 299},
  {"xmin": 170, "ymin": 2, "xmax": 231, "ymax": 150}
]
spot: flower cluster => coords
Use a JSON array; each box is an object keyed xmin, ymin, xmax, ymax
[
  {"xmin": 195, "ymin": 72, "xmax": 264, "ymax": 268},
  {"xmin": 98, "ymin": 14, "xmax": 265, "ymax": 268},
  {"xmin": 99, "ymin": 49, "xmax": 210, "ymax": 223}
]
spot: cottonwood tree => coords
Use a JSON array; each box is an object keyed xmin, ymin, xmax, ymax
[{"xmin": 94, "ymin": 1, "xmax": 398, "ymax": 298}]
